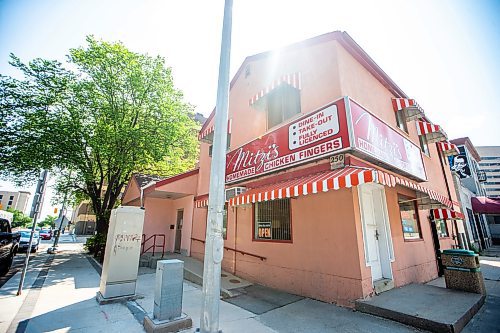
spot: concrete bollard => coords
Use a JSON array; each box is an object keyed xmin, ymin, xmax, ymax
[{"xmin": 144, "ymin": 259, "xmax": 192, "ymax": 333}]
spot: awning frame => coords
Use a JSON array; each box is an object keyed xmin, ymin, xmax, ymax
[
  {"xmin": 391, "ymin": 98, "xmax": 425, "ymax": 121},
  {"xmin": 249, "ymin": 72, "xmax": 302, "ymax": 109},
  {"xmin": 437, "ymin": 141, "xmax": 460, "ymax": 157},
  {"xmin": 416, "ymin": 120, "xmax": 448, "ymax": 143}
]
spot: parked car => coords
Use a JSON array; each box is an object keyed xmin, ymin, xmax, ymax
[
  {"xmin": 18, "ymin": 230, "xmax": 40, "ymax": 253},
  {"xmin": 0, "ymin": 211, "xmax": 20, "ymax": 276},
  {"xmin": 40, "ymin": 229, "xmax": 52, "ymax": 240}
]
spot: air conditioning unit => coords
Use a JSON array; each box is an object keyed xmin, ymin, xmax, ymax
[{"xmin": 225, "ymin": 187, "xmax": 246, "ymax": 201}]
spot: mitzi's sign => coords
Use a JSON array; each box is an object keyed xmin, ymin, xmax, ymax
[
  {"xmin": 225, "ymin": 97, "xmax": 427, "ymax": 183},
  {"xmin": 225, "ymin": 99, "xmax": 350, "ymax": 183}
]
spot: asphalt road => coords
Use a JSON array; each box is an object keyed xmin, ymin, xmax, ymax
[{"xmin": 0, "ymin": 238, "xmax": 52, "ymax": 288}]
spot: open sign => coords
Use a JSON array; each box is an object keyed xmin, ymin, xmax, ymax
[{"xmin": 257, "ymin": 222, "xmax": 272, "ymax": 239}]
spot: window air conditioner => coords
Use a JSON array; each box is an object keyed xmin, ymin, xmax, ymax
[{"xmin": 225, "ymin": 187, "xmax": 246, "ymax": 201}]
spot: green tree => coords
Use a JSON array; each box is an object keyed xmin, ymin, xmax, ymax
[
  {"xmin": 6, "ymin": 208, "xmax": 32, "ymax": 229},
  {"xmin": 0, "ymin": 36, "xmax": 199, "ymax": 245},
  {"xmin": 38, "ymin": 215, "xmax": 57, "ymax": 229}
]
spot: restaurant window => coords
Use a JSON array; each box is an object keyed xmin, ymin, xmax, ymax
[
  {"xmin": 435, "ymin": 219, "xmax": 449, "ymax": 238},
  {"xmin": 395, "ymin": 110, "xmax": 408, "ymax": 133},
  {"xmin": 398, "ymin": 195, "xmax": 422, "ymax": 240},
  {"xmin": 254, "ymin": 198, "xmax": 291, "ymax": 241},
  {"xmin": 266, "ymin": 85, "xmax": 300, "ymax": 129},
  {"xmin": 419, "ymin": 134, "xmax": 430, "ymax": 156}
]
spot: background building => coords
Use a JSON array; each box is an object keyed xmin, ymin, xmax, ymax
[
  {"xmin": 0, "ymin": 190, "xmax": 31, "ymax": 213},
  {"xmin": 476, "ymin": 146, "xmax": 500, "ymax": 198},
  {"xmin": 450, "ymin": 138, "xmax": 492, "ymax": 250}
]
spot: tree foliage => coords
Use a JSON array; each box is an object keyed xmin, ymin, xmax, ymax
[
  {"xmin": 38, "ymin": 215, "xmax": 57, "ymax": 229},
  {"xmin": 6, "ymin": 208, "xmax": 32, "ymax": 229},
  {"xmin": 0, "ymin": 36, "xmax": 199, "ymax": 237}
]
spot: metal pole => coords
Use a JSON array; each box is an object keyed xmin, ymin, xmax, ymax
[
  {"xmin": 51, "ymin": 197, "xmax": 67, "ymax": 248},
  {"xmin": 17, "ymin": 170, "xmax": 48, "ymax": 296},
  {"xmin": 200, "ymin": 0, "xmax": 232, "ymax": 332}
]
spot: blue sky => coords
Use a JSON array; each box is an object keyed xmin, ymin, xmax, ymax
[{"xmin": 1, "ymin": 0, "xmax": 499, "ymax": 218}]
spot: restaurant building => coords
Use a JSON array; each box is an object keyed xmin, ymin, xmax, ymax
[{"xmin": 123, "ymin": 31, "xmax": 463, "ymax": 307}]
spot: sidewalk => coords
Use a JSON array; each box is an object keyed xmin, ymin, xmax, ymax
[
  {"xmin": 1, "ymin": 240, "xmax": 421, "ymax": 333},
  {"xmin": 5, "ymin": 240, "xmax": 500, "ymax": 333}
]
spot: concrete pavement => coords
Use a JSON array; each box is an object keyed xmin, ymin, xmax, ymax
[{"xmin": 2, "ymin": 237, "xmax": 499, "ymax": 333}]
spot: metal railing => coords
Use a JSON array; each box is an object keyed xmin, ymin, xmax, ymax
[
  {"xmin": 141, "ymin": 234, "xmax": 166, "ymax": 257},
  {"xmin": 191, "ymin": 237, "xmax": 266, "ymax": 261}
]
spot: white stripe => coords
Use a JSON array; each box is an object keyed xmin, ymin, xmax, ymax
[
  {"xmin": 322, "ymin": 179, "xmax": 328, "ymax": 192},
  {"xmin": 286, "ymin": 187, "xmax": 291, "ymax": 198},
  {"xmin": 312, "ymin": 182, "xmax": 317, "ymax": 194}
]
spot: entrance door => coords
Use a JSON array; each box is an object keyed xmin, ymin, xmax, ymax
[
  {"xmin": 359, "ymin": 184, "xmax": 393, "ymax": 282},
  {"xmin": 174, "ymin": 210, "xmax": 183, "ymax": 253}
]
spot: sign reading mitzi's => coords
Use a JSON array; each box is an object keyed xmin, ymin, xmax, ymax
[
  {"xmin": 225, "ymin": 99, "xmax": 350, "ymax": 183},
  {"xmin": 350, "ymin": 99, "xmax": 427, "ymax": 181}
]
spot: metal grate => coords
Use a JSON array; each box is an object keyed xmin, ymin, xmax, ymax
[{"xmin": 255, "ymin": 198, "xmax": 291, "ymax": 240}]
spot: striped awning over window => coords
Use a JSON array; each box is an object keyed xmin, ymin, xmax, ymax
[
  {"xmin": 391, "ymin": 98, "xmax": 425, "ymax": 121},
  {"xmin": 432, "ymin": 208, "xmax": 465, "ymax": 220},
  {"xmin": 437, "ymin": 141, "xmax": 460, "ymax": 157},
  {"xmin": 198, "ymin": 119, "xmax": 232, "ymax": 143},
  {"xmin": 249, "ymin": 72, "xmax": 302, "ymax": 107},
  {"xmin": 195, "ymin": 195, "xmax": 209, "ymax": 208},
  {"xmin": 416, "ymin": 120, "xmax": 447, "ymax": 143},
  {"xmin": 228, "ymin": 166, "xmax": 453, "ymax": 209}
]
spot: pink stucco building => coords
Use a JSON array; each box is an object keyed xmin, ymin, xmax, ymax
[{"xmin": 122, "ymin": 31, "xmax": 465, "ymax": 307}]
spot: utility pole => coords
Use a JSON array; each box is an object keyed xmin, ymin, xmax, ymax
[
  {"xmin": 17, "ymin": 170, "xmax": 48, "ymax": 296},
  {"xmin": 199, "ymin": 0, "xmax": 232, "ymax": 332}
]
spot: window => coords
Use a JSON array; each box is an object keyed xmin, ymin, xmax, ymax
[
  {"xmin": 435, "ymin": 219, "xmax": 448, "ymax": 238},
  {"xmin": 9, "ymin": 195, "xmax": 14, "ymax": 200},
  {"xmin": 398, "ymin": 195, "xmax": 422, "ymax": 240},
  {"xmin": 254, "ymin": 198, "xmax": 291, "ymax": 241},
  {"xmin": 266, "ymin": 85, "xmax": 300, "ymax": 129},
  {"xmin": 419, "ymin": 134, "xmax": 430, "ymax": 156},
  {"xmin": 0, "ymin": 219, "xmax": 9, "ymax": 233},
  {"xmin": 7, "ymin": 200, "xmax": 13, "ymax": 206},
  {"xmin": 208, "ymin": 134, "xmax": 231, "ymax": 157},
  {"xmin": 0, "ymin": 194, "xmax": 3, "ymax": 200},
  {"xmin": 466, "ymin": 208, "xmax": 478, "ymax": 240},
  {"xmin": 395, "ymin": 110, "xmax": 408, "ymax": 133}
]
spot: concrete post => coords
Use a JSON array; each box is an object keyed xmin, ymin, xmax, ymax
[{"xmin": 144, "ymin": 259, "xmax": 192, "ymax": 332}]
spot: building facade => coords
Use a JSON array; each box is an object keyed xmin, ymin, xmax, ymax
[
  {"xmin": 0, "ymin": 190, "xmax": 31, "ymax": 214},
  {"xmin": 123, "ymin": 31, "xmax": 463, "ymax": 307},
  {"xmin": 449, "ymin": 138, "xmax": 492, "ymax": 250},
  {"xmin": 476, "ymin": 146, "xmax": 500, "ymax": 198}
]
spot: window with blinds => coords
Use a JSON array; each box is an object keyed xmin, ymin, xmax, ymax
[{"xmin": 254, "ymin": 198, "xmax": 291, "ymax": 241}]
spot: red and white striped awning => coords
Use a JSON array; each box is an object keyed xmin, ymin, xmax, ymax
[
  {"xmin": 249, "ymin": 72, "xmax": 302, "ymax": 107},
  {"xmin": 392, "ymin": 98, "xmax": 425, "ymax": 121},
  {"xmin": 432, "ymin": 208, "xmax": 465, "ymax": 220},
  {"xmin": 228, "ymin": 166, "xmax": 453, "ymax": 209},
  {"xmin": 416, "ymin": 120, "xmax": 447, "ymax": 143},
  {"xmin": 198, "ymin": 119, "xmax": 232, "ymax": 143},
  {"xmin": 195, "ymin": 195, "xmax": 209, "ymax": 208},
  {"xmin": 437, "ymin": 141, "xmax": 460, "ymax": 157}
]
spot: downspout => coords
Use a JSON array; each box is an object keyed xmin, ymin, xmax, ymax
[{"xmin": 233, "ymin": 206, "xmax": 237, "ymax": 274}]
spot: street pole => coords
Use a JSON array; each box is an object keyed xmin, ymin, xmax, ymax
[
  {"xmin": 17, "ymin": 170, "xmax": 48, "ymax": 296},
  {"xmin": 51, "ymin": 195, "xmax": 67, "ymax": 249},
  {"xmin": 199, "ymin": 0, "xmax": 232, "ymax": 332}
]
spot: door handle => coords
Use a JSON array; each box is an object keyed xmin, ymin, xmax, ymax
[{"xmin": 375, "ymin": 230, "xmax": 380, "ymax": 240}]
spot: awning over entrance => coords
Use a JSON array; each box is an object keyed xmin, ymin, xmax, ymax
[
  {"xmin": 391, "ymin": 98, "xmax": 425, "ymax": 121},
  {"xmin": 198, "ymin": 119, "xmax": 232, "ymax": 143},
  {"xmin": 471, "ymin": 196, "xmax": 500, "ymax": 214},
  {"xmin": 437, "ymin": 141, "xmax": 460, "ymax": 157},
  {"xmin": 249, "ymin": 72, "xmax": 302, "ymax": 108},
  {"xmin": 416, "ymin": 120, "xmax": 447, "ymax": 143},
  {"xmin": 431, "ymin": 208, "xmax": 465, "ymax": 220},
  {"xmin": 228, "ymin": 166, "xmax": 453, "ymax": 208}
]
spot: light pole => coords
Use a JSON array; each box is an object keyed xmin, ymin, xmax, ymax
[
  {"xmin": 17, "ymin": 170, "xmax": 48, "ymax": 296},
  {"xmin": 199, "ymin": 0, "xmax": 232, "ymax": 332}
]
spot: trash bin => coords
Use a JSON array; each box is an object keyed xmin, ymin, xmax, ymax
[{"xmin": 441, "ymin": 249, "xmax": 486, "ymax": 294}]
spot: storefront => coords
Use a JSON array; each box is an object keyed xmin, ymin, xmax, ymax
[{"xmin": 125, "ymin": 31, "xmax": 463, "ymax": 307}]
